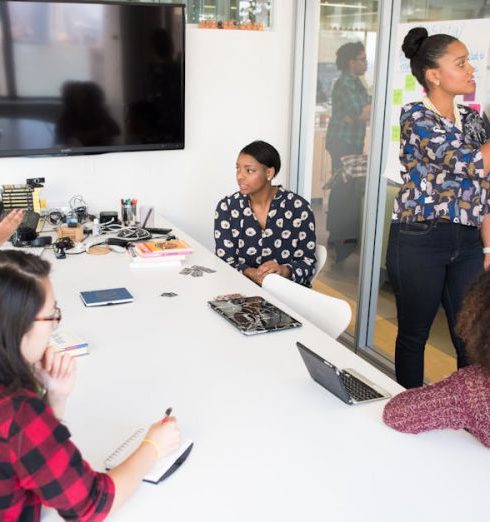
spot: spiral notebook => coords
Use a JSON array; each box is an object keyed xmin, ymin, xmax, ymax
[{"xmin": 104, "ymin": 428, "xmax": 193, "ymax": 484}]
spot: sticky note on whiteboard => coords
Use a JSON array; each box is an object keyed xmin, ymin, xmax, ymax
[
  {"xmin": 392, "ymin": 89, "xmax": 403, "ymax": 105},
  {"xmin": 405, "ymin": 74, "xmax": 416, "ymax": 91},
  {"xmin": 391, "ymin": 125, "xmax": 400, "ymax": 142}
]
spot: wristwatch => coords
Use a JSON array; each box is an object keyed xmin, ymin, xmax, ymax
[{"xmin": 484, "ymin": 247, "xmax": 490, "ymax": 254}]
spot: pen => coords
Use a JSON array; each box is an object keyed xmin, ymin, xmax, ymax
[{"xmin": 161, "ymin": 407, "xmax": 173, "ymax": 424}]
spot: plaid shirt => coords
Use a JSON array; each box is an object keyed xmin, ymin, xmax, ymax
[
  {"xmin": 0, "ymin": 386, "xmax": 114, "ymax": 521},
  {"xmin": 325, "ymin": 73, "xmax": 371, "ymax": 153}
]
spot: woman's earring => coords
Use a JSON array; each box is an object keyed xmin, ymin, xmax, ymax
[{"xmin": 433, "ymin": 79, "xmax": 440, "ymax": 86}]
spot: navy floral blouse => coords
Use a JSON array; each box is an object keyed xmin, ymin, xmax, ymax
[
  {"xmin": 214, "ymin": 186, "xmax": 317, "ymax": 286},
  {"xmin": 393, "ymin": 102, "xmax": 490, "ymax": 227}
]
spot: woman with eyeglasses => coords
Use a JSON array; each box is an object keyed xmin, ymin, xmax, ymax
[{"xmin": 0, "ymin": 250, "xmax": 180, "ymax": 521}]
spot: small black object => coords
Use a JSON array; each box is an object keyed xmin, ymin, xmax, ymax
[
  {"xmin": 100, "ymin": 211, "xmax": 118, "ymax": 224},
  {"xmin": 30, "ymin": 236, "xmax": 52, "ymax": 247},
  {"xmin": 53, "ymin": 237, "xmax": 74, "ymax": 259},
  {"xmin": 144, "ymin": 227, "xmax": 172, "ymax": 235},
  {"xmin": 26, "ymin": 177, "xmax": 45, "ymax": 187},
  {"xmin": 106, "ymin": 237, "xmax": 131, "ymax": 248},
  {"xmin": 49, "ymin": 210, "xmax": 65, "ymax": 225}
]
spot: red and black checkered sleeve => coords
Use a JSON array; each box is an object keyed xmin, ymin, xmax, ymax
[{"xmin": 9, "ymin": 395, "xmax": 115, "ymax": 521}]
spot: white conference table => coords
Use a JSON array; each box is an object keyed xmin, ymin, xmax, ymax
[{"xmin": 42, "ymin": 224, "xmax": 490, "ymax": 522}]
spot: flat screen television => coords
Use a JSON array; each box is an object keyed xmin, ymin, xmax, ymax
[{"xmin": 0, "ymin": 1, "xmax": 185, "ymax": 156}]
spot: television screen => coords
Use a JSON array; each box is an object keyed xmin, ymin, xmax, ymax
[{"xmin": 0, "ymin": 1, "xmax": 185, "ymax": 156}]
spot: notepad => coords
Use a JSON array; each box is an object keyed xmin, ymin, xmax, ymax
[
  {"xmin": 80, "ymin": 287, "xmax": 134, "ymax": 307},
  {"xmin": 104, "ymin": 429, "xmax": 193, "ymax": 484}
]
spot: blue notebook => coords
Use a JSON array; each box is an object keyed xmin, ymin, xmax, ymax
[{"xmin": 80, "ymin": 287, "xmax": 134, "ymax": 307}]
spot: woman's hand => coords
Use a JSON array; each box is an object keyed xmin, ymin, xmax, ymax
[
  {"xmin": 0, "ymin": 209, "xmax": 24, "ymax": 244},
  {"xmin": 145, "ymin": 418, "xmax": 181, "ymax": 459},
  {"xmin": 34, "ymin": 346, "xmax": 76, "ymax": 418},
  {"xmin": 243, "ymin": 267, "xmax": 265, "ymax": 286},
  {"xmin": 484, "ymin": 253, "xmax": 490, "ymax": 272},
  {"xmin": 256, "ymin": 260, "xmax": 291, "ymax": 280}
]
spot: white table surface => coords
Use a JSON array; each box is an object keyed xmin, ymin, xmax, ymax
[{"xmin": 41, "ymin": 224, "xmax": 490, "ymax": 522}]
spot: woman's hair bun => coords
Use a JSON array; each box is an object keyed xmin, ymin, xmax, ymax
[{"xmin": 402, "ymin": 27, "xmax": 429, "ymax": 59}]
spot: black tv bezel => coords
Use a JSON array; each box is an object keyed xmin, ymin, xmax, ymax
[{"xmin": 0, "ymin": 0, "xmax": 186, "ymax": 158}]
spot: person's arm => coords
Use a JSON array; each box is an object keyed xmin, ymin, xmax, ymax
[
  {"xmin": 108, "ymin": 419, "xmax": 180, "ymax": 513},
  {"xmin": 0, "ymin": 209, "xmax": 24, "ymax": 244},
  {"xmin": 383, "ymin": 370, "xmax": 469, "ymax": 434},
  {"xmin": 482, "ymin": 213, "xmax": 490, "ymax": 272},
  {"xmin": 409, "ymin": 111, "xmax": 489, "ymax": 181},
  {"xmin": 287, "ymin": 203, "xmax": 317, "ymax": 286},
  {"xmin": 214, "ymin": 198, "xmax": 248, "ymax": 272}
]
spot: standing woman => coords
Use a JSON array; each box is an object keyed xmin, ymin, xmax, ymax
[
  {"xmin": 214, "ymin": 140, "xmax": 317, "ymax": 287},
  {"xmin": 387, "ymin": 27, "xmax": 490, "ymax": 389}
]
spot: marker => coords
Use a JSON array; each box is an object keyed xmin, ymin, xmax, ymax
[{"xmin": 161, "ymin": 407, "xmax": 173, "ymax": 424}]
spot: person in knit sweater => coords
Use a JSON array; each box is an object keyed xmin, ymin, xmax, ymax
[{"xmin": 383, "ymin": 270, "xmax": 490, "ymax": 448}]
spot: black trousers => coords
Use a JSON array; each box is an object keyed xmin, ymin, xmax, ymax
[{"xmin": 386, "ymin": 220, "xmax": 483, "ymax": 388}]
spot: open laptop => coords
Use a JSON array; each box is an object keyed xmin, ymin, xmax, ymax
[
  {"xmin": 208, "ymin": 296, "xmax": 302, "ymax": 335},
  {"xmin": 296, "ymin": 342, "xmax": 391, "ymax": 405}
]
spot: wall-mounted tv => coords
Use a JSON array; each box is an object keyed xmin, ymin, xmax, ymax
[{"xmin": 0, "ymin": 1, "xmax": 185, "ymax": 157}]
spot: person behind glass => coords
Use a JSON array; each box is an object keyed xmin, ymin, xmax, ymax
[
  {"xmin": 325, "ymin": 41, "xmax": 371, "ymax": 175},
  {"xmin": 0, "ymin": 251, "xmax": 180, "ymax": 521},
  {"xmin": 383, "ymin": 270, "xmax": 490, "ymax": 448},
  {"xmin": 214, "ymin": 140, "xmax": 317, "ymax": 287},
  {"xmin": 387, "ymin": 27, "xmax": 490, "ymax": 389},
  {"xmin": 324, "ymin": 42, "xmax": 371, "ymax": 262},
  {"xmin": 0, "ymin": 208, "xmax": 24, "ymax": 245}
]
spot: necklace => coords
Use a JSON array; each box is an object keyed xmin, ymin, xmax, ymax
[{"xmin": 423, "ymin": 96, "xmax": 462, "ymax": 131}]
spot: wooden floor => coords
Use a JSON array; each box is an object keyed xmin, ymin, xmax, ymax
[{"xmin": 312, "ymin": 278, "xmax": 457, "ymax": 384}]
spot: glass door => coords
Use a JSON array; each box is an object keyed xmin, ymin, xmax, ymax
[{"xmin": 307, "ymin": 0, "xmax": 380, "ymax": 340}]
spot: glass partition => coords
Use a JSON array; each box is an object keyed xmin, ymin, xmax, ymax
[{"xmin": 310, "ymin": 0, "xmax": 379, "ymax": 339}]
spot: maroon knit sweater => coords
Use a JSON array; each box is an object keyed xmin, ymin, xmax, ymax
[{"xmin": 383, "ymin": 365, "xmax": 490, "ymax": 448}]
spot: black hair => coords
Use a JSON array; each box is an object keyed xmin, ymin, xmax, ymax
[
  {"xmin": 240, "ymin": 140, "xmax": 281, "ymax": 177},
  {"xmin": 456, "ymin": 270, "xmax": 490, "ymax": 373},
  {"xmin": 402, "ymin": 27, "xmax": 457, "ymax": 90},
  {"xmin": 335, "ymin": 42, "xmax": 365, "ymax": 73},
  {"xmin": 0, "ymin": 251, "xmax": 51, "ymax": 394}
]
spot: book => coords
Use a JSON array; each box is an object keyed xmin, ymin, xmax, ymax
[
  {"xmin": 134, "ymin": 239, "xmax": 192, "ymax": 258},
  {"xmin": 80, "ymin": 287, "xmax": 134, "ymax": 307},
  {"xmin": 48, "ymin": 330, "xmax": 89, "ymax": 357},
  {"xmin": 104, "ymin": 430, "xmax": 193, "ymax": 484}
]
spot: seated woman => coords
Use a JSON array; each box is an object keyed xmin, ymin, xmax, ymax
[
  {"xmin": 214, "ymin": 140, "xmax": 317, "ymax": 286},
  {"xmin": 0, "ymin": 250, "xmax": 180, "ymax": 521},
  {"xmin": 0, "ymin": 209, "xmax": 24, "ymax": 245},
  {"xmin": 383, "ymin": 270, "xmax": 490, "ymax": 448}
]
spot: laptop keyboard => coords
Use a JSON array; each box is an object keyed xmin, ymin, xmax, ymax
[{"xmin": 340, "ymin": 371, "xmax": 383, "ymax": 402}]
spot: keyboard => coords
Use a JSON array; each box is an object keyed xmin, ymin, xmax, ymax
[{"xmin": 340, "ymin": 371, "xmax": 383, "ymax": 402}]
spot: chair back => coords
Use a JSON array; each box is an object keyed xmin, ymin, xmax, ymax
[
  {"xmin": 262, "ymin": 274, "xmax": 351, "ymax": 339},
  {"xmin": 312, "ymin": 244, "xmax": 327, "ymax": 280}
]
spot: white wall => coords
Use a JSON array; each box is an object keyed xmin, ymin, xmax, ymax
[{"xmin": 1, "ymin": 1, "xmax": 296, "ymax": 250}]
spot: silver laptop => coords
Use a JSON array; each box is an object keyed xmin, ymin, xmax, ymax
[
  {"xmin": 208, "ymin": 296, "xmax": 302, "ymax": 335},
  {"xmin": 296, "ymin": 342, "xmax": 391, "ymax": 405}
]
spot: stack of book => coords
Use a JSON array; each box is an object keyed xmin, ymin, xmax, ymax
[
  {"xmin": 129, "ymin": 239, "xmax": 193, "ymax": 268},
  {"xmin": 48, "ymin": 330, "xmax": 89, "ymax": 357},
  {"xmin": 1, "ymin": 184, "xmax": 41, "ymax": 213}
]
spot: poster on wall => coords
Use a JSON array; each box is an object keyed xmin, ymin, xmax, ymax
[{"xmin": 385, "ymin": 19, "xmax": 490, "ymax": 184}]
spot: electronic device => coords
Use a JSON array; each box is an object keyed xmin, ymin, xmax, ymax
[
  {"xmin": 8, "ymin": 210, "xmax": 39, "ymax": 245},
  {"xmin": 99, "ymin": 211, "xmax": 118, "ymax": 225},
  {"xmin": 208, "ymin": 296, "xmax": 302, "ymax": 335},
  {"xmin": 0, "ymin": 1, "xmax": 185, "ymax": 157},
  {"xmin": 144, "ymin": 227, "xmax": 173, "ymax": 235},
  {"xmin": 296, "ymin": 342, "xmax": 391, "ymax": 405}
]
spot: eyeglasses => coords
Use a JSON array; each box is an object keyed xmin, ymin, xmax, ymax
[{"xmin": 34, "ymin": 305, "xmax": 62, "ymax": 325}]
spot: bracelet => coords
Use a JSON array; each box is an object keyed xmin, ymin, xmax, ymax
[
  {"xmin": 142, "ymin": 438, "xmax": 161, "ymax": 459},
  {"xmin": 484, "ymin": 247, "xmax": 490, "ymax": 254}
]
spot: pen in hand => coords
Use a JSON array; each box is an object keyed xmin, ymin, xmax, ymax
[{"xmin": 161, "ymin": 407, "xmax": 173, "ymax": 424}]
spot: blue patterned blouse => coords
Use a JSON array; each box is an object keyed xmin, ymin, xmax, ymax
[
  {"xmin": 393, "ymin": 102, "xmax": 490, "ymax": 227},
  {"xmin": 214, "ymin": 186, "xmax": 317, "ymax": 286}
]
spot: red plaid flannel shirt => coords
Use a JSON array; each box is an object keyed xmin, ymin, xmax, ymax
[{"xmin": 0, "ymin": 386, "xmax": 115, "ymax": 521}]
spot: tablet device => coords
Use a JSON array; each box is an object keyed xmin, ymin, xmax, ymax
[{"xmin": 208, "ymin": 296, "xmax": 302, "ymax": 335}]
